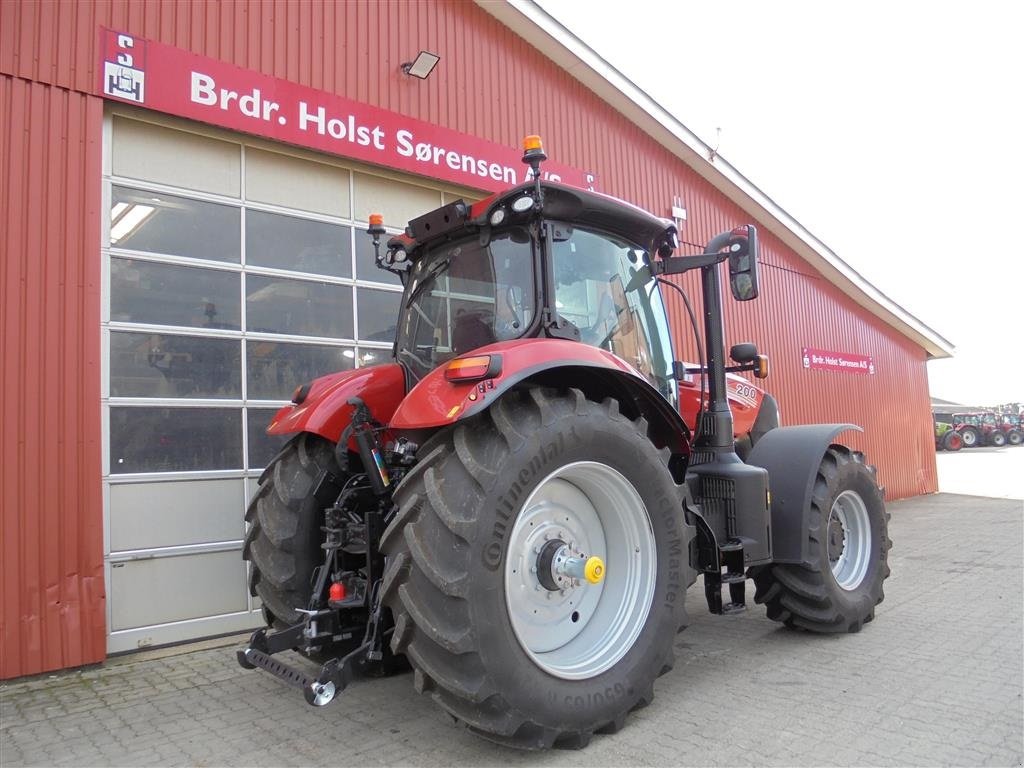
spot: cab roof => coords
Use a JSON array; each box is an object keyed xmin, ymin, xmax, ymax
[{"xmin": 389, "ymin": 180, "xmax": 675, "ymax": 257}]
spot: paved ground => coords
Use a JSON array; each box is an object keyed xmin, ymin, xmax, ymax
[{"xmin": 2, "ymin": 493, "xmax": 1022, "ymax": 767}]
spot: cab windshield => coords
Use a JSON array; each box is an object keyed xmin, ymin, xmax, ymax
[{"xmin": 396, "ymin": 227, "xmax": 536, "ymax": 380}]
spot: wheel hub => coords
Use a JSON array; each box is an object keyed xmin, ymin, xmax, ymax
[
  {"xmin": 504, "ymin": 461, "xmax": 656, "ymax": 680},
  {"xmin": 828, "ymin": 490, "xmax": 872, "ymax": 591},
  {"xmin": 536, "ymin": 540, "xmax": 606, "ymax": 591},
  {"xmin": 827, "ymin": 517, "xmax": 846, "ymax": 562}
]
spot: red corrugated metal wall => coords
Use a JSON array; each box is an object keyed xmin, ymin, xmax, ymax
[
  {"xmin": 0, "ymin": 0, "xmax": 935, "ymax": 678},
  {"xmin": 0, "ymin": 74, "xmax": 106, "ymax": 679}
]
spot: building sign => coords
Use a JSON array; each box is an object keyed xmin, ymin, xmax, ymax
[
  {"xmin": 801, "ymin": 346, "xmax": 875, "ymax": 375},
  {"xmin": 98, "ymin": 29, "xmax": 596, "ymax": 194}
]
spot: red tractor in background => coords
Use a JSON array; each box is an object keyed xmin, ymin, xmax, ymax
[
  {"xmin": 237, "ymin": 137, "xmax": 891, "ymax": 749},
  {"xmin": 952, "ymin": 412, "xmax": 1005, "ymax": 447},
  {"xmin": 997, "ymin": 413, "xmax": 1023, "ymax": 446}
]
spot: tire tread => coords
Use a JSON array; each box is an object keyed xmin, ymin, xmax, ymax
[
  {"xmin": 751, "ymin": 446, "xmax": 891, "ymax": 634},
  {"xmin": 381, "ymin": 388, "xmax": 687, "ymax": 749}
]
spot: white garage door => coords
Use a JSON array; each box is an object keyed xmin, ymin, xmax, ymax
[{"xmin": 102, "ymin": 111, "xmax": 476, "ymax": 652}]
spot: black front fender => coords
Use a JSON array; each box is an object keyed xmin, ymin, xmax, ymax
[{"xmin": 746, "ymin": 424, "xmax": 862, "ymax": 565}]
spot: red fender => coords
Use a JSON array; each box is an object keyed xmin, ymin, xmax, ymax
[
  {"xmin": 388, "ymin": 338, "xmax": 686, "ymax": 442},
  {"xmin": 266, "ymin": 363, "xmax": 406, "ymax": 443}
]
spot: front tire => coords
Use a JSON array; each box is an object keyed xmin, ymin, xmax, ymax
[
  {"xmin": 988, "ymin": 430, "xmax": 1007, "ymax": 447},
  {"xmin": 751, "ymin": 446, "xmax": 891, "ymax": 633},
  {"xmin": 380, "ymin": 388, "xmax": 694, "ymax": 749},
  {"xmin": 1008, "ymin": 430, "xmax": 1023, "ymax": 446}
]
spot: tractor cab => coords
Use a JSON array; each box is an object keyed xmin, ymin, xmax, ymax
[{"xmin": 373, "ymin": 174, "xmax": 679, "ymax": 407}]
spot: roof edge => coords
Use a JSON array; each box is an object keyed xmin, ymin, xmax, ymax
[{"xmin": 477, "ymin": 0, "xmax": 954, "ymax": 359}]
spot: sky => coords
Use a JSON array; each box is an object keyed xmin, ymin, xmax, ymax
[{"xmin": 536, "ymin": 0, "xmax": 1022, "ymax": 406}]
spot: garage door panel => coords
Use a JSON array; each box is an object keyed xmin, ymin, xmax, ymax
[
  {"xmin": 109, "ymin": 479, "xmax": 245, "ymax": 551},
  {"xmin": 110, "ymin": 550, "xmax": 248, "ymax": 631},
  {"xmin": 246, "ymin": 148, "xmax": 350, "ymax": 216},
  {"xmin": 353, "ymin": 173, "xmax": 441, "ymax": 227},
  {"xmin": 112, "ymin": 117, "xmax": 241, "ymax": 197}
]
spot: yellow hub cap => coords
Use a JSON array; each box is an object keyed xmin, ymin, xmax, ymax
[{"xmin": 584, "ymin": 556, "xmax": 605, "ymax": 584}]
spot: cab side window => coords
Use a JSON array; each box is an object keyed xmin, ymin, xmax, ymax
[{"xmin": 551, "ymin": 227, "xmax": 674, "ymax": 399}]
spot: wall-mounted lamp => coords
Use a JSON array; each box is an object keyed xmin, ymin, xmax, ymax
[{"xmin": 401, "ymin": 51, "xmax": 440, "ymax": 80}]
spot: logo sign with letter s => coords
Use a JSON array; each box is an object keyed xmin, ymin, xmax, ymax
[{"xmin": 102, "ymin": 31, "xmax": 147, "ymax": 104}]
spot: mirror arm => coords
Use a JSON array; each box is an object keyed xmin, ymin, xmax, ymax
[{"xmin": 650, "ymin": 252, "xmax": 726, "ymax": 277}]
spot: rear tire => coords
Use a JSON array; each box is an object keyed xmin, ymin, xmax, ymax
[
  {"xmin": 243, "ymin": 432, "xmax": 408, "ymax": 673},
  {"xmin": 989, "ymin": 431, "xmax": 1007, "ymax": 447},
  {"xmin": 380, "ymin": 388, "xmax": 694, "ymax": 749},
  {"xmin": 751, "ymin": 446, "xmax": 890, "ymax": 633},
  {"xmin": 244, "ymin": 433, "xmax": 342, "ymax": 627},
  {"xmin": 1008, "ymin": 430, "xmax": 1023, "ymax": 446}
]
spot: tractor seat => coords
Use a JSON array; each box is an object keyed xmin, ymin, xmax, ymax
[{"xmin": 452, "ymin": 308, "xmax": 496, "ymax": 354}]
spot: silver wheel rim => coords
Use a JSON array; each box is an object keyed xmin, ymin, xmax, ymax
[
  {"xmin": 504, "ymin": 461, "xmax": 656, "ymax": 680},
  {"xmin": 961, "ymin": 430, "xmax": 976, "ymax": 446},
  {"xmin": 827, "ymin": 490, "xmax": 872, "ymax": 590}
]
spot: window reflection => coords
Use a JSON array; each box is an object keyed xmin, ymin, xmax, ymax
[
  {"xmin": 111, "ymin": 332, "xmax": 241, "ymax": 398},
  {"xmin": 110, "ymin": 407, "xmax": 242, "ymax": 473},
  {"xmin": 110, "ymin": 258, "xmax": 241, "ymax": 330},
  {"xmin": 357, "ymin": 288, "xmax": 401, "ymax": 342},
  {"xmin": 246, "ymin": 341, "xmax": 355, "ymax": 400},
  {"xmin": 111, "ymin": 186, "xmax": 240, "ymax": 262},
  {"xmin": 246, "ymin": 210, "xmax": 351, "ymax": 278},
  {"xmin": 246, "ymin": 275, "xmax": 354, "ymax": 338}
]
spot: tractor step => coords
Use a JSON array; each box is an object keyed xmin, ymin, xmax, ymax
[{"xmin": 704, "ymin": 538, "xmax": 748, "ymax": 615}]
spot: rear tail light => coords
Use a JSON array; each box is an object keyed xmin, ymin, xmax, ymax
[{"xmin": 445, "ymin": 354, "xmax": 502, "ymax": 382}]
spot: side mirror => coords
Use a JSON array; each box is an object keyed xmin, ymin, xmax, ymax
[
  {"xmin": 730, "ymin": 343, "xmax": 757, "ymax": 363},
  {"xmin": 728, "ymin": 224, "xmax": 759, "ymax": 301}
]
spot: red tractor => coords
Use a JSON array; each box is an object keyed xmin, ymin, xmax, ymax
[
  {"xmin": 238, "ymin": 138, "xmax": 891, "ymax": 749},
  {"xmin": 952, "ymin": 412, "xmax": 1005, "ymax": 447},
  {"xmin": 997, "ymin": 413, "xmax": 1023, "ymax": 446}
]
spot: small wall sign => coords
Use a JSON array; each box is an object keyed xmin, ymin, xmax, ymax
[{"xmin": 802, "ymin": 346, "xmax": 875, "ymax": 375}]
